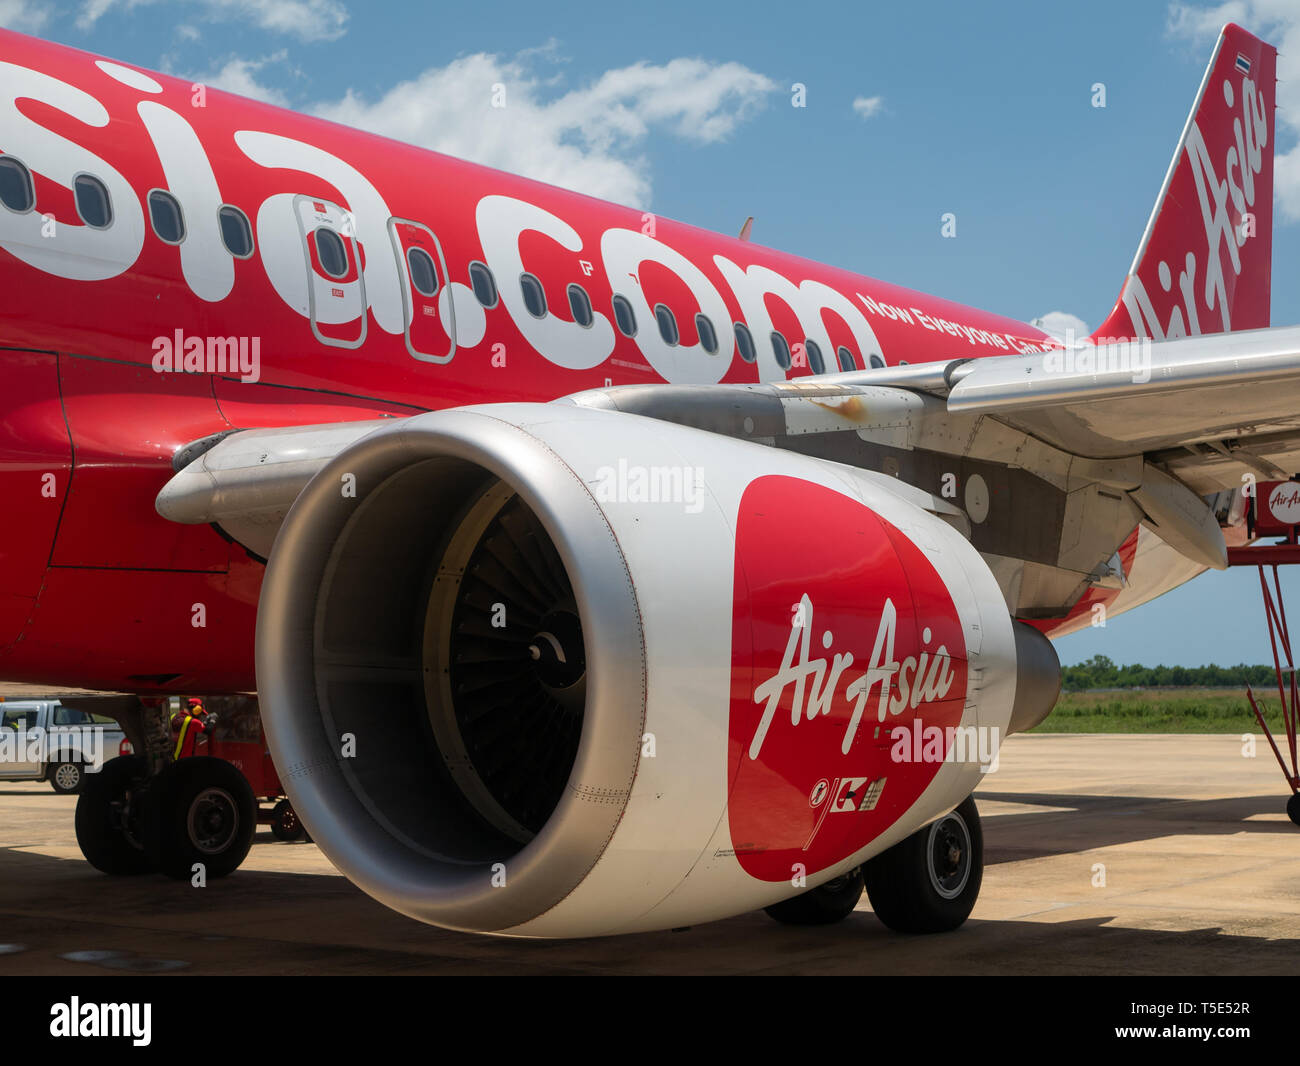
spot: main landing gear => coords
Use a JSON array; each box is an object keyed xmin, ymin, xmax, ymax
[
  {"xmin": 71, "ymin": 698, "xmax": 256, "ymax": 880},
  {"xmin": 765, "ymin": 795, "xmax": 984, "ymax": 934},
  {"xmin": 74, "ymin": 755, "xmax": 154, "ymax": 875},
  {"xmin": 75, "ymin": 754, "xmax": 256, "ymax": 880}
]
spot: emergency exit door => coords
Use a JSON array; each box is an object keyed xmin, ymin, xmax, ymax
[
  {"xmin": 295, "ymin": 195, "xmax": 367, "ymax": 349},
  {"xmin": 388, "ymin": 217, "xmax": 456, "ymax": 363}
]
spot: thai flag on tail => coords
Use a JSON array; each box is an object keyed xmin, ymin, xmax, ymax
[{"xmin": 1236, "ymin": 53, "xmax": 1252, "ymax": 75}]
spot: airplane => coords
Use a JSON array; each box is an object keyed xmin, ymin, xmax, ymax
[{"xmin": 0, "ymin": 21, "xmax": 1291, "ymax": 938}]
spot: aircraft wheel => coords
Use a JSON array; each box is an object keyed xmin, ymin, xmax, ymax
[
  {"xmin": 145, "ymin": 757, "xmax": 256, "ymax": 880},
  {"xmin": 1287, "ymin": 792, "xmax": 1300, "ymax": 827},
  {"xmin": 864, "ymin": 794, "xmax": 983, "ymax": 934},
  {"xmin": 74, "ymin": 755, "xmax": 154, "ymax": 875},
  {"xmin": 764, "ymin": 868, "xmax": 864, "ymax": 925},
  {"xmin": 270, "ymin": 798, "xmax": 305, "ymax": 842}
]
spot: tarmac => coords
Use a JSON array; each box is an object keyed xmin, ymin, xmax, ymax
[{"xmin": 0, "ymin": 733, "xmax": 1296, "ymax": 975}]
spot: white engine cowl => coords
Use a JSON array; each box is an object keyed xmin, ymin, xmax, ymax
[{"xmin": 256, "ymin": 402, "xmax": 1023, "ymax": 937}]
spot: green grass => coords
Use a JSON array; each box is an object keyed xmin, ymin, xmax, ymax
[{"xmin": 1030, "ymin": 687, "xmax": 1287, "ymax": 733}]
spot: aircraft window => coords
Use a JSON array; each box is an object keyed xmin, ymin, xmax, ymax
[
  {"xmin": 314, "ymin": 227, "xmax": 349, "ymax": 279},
  {"xmin": 468, "ymin": 261, "xmax": 498, "ymax": 308},
  {"xmin": 805, "ymin": 339, "xmax": 825, "ymax": 374},
  {"xmin": 568, "ymin": 283, "xmax": 593, "ymax": 328},
  {"xmin": 74, "ymin": 174, "xmax": 112, "ymax": 229},
  {"xmin": 899, "ymin": 359, "xmax": 910, "ymax": 365},
  {"xmin": 218, "ymin": 205, "xmax": 253, "ymax": 258},
  {"xmin": 0, "ymin": 157, "xmax": 34, "ymax": 213},
  {"xmin": 655, "ymin": 303, "xmax": 679, "ymax": 346},
  {"xmin": 148, "ymin": 189, "xmax": 185, "ymax": 244},
  {"xmin": 696, "ymin": 313, "xmax": 718, "ymax": 355},
  {"xmin": 771, "ymin": 330, "xmax": 792, "ymax": 370},
  {"xmin": 612, "ymin": 294, "xmax": 637, "ymax": 336},
  {"xmin": 520, "ymin": 272, "xmax": 547, "ymax": 318},
  {"xmin": 407, "ymin": 246, "xmax": 439, "ymax": 297},
  {"xmin": 868, "ymin": 353, "xmax": 885, "ymax": 369},
  {"xmin": 838, "ymin": 346, "xmax": 859, "ymax": 371},
  {"xmin": 735, "ymin": 322, "xmax": 756, "ymax": 363}
]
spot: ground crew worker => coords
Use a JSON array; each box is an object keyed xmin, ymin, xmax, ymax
[{"xmin": 171, "ymin": 697, "xmax": 211, "ymax": 760}]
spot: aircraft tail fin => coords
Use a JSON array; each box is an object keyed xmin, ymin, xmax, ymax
[{"xmin": 1092, "ymin": 23, "xmax": 1277, "ymax": 343}]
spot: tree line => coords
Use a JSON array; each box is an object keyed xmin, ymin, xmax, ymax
[{"xmin": 1062, "ymin": 655, "xmax": 1279, "ymax": 691}]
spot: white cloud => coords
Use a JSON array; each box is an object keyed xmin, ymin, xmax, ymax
[
  {"xmin": 312, "ymin": 53, "xmax": 776, "ymax": 208},
  {"xmin": 1032, "ymin": 311, "xmax": 1091, "ymax": 341},
  {"xmin": 1166, "ymin": 0, "xmax": 1249, "ymax": 39},
  {"xmin": 0, "ymin": 0, "xmax": 50, "ymax": 31},
  {"xmin": 1168, "ymin": 1, "xmax": 1300, "ymax": 220},
  {"xmin": 78, "ymin": 0, "xmax": 349, "ymax": 42},
  {"xmin": 852, "ymin": 95, "xmax": 884, "ymax": 120},
  {"xmin": 200, "ymin": 51, "xmax": 293, "ymax": 107}
]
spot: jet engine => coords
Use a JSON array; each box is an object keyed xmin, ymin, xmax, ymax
[{"xmin": 256, "ymin": 403, "xmax": 1051, "ymax": 937}]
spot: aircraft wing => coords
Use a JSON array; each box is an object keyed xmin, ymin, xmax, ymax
[
  {"xmin": 563, "ymin": 325, "xmax": 1300, "ymax": 582},
  {"xmin": 939, "ymin": 324, "xmax": 1300, "ymax": 492}
]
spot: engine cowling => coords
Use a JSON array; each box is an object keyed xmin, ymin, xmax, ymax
[{"xmin": 256, "ymin": 402, "xmax": 1031, "ymax": 937}]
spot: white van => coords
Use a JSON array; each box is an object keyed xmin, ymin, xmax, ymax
[{"xmin": 0, "ymin": 701, "xmax": 126, "ymax": 793}]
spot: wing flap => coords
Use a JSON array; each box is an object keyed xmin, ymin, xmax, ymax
[{"xmin": 944, "ymin": 325, "xmax": 1300, "ymax": 466}]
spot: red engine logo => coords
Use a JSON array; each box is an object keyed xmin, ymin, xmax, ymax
[{"xmin": 728, "ymin": 476, "xmax": 969, "ymax": 881}]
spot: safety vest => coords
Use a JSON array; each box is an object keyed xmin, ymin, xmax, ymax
[{"xmin": 172, "ymin": 712, "xmax": 207, "ymax": 760}]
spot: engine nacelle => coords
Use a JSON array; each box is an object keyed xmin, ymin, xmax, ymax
[{"xmin": 256, "ymin": 403, "xmax": 1028, "ymax": 937}]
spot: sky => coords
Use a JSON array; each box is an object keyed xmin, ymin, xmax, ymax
[{"xmin": 5, "ymin": 0, "xmax": 1300, "ymax": 668}]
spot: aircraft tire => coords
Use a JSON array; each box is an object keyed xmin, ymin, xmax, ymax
[
  {"xmin": 145, "ymin": 757, "xmax": 256, "ymax": 880},
  {"xmin": 74, "ymin": 755, "xmax": 154, "ymax": 875},
  {"xmin": 864, "ymin": 794, "xmax": 983, "ymax": 934},
  {"xmin": 764, "ymin": 867, "xmax": 865, "ymax": 925}
]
